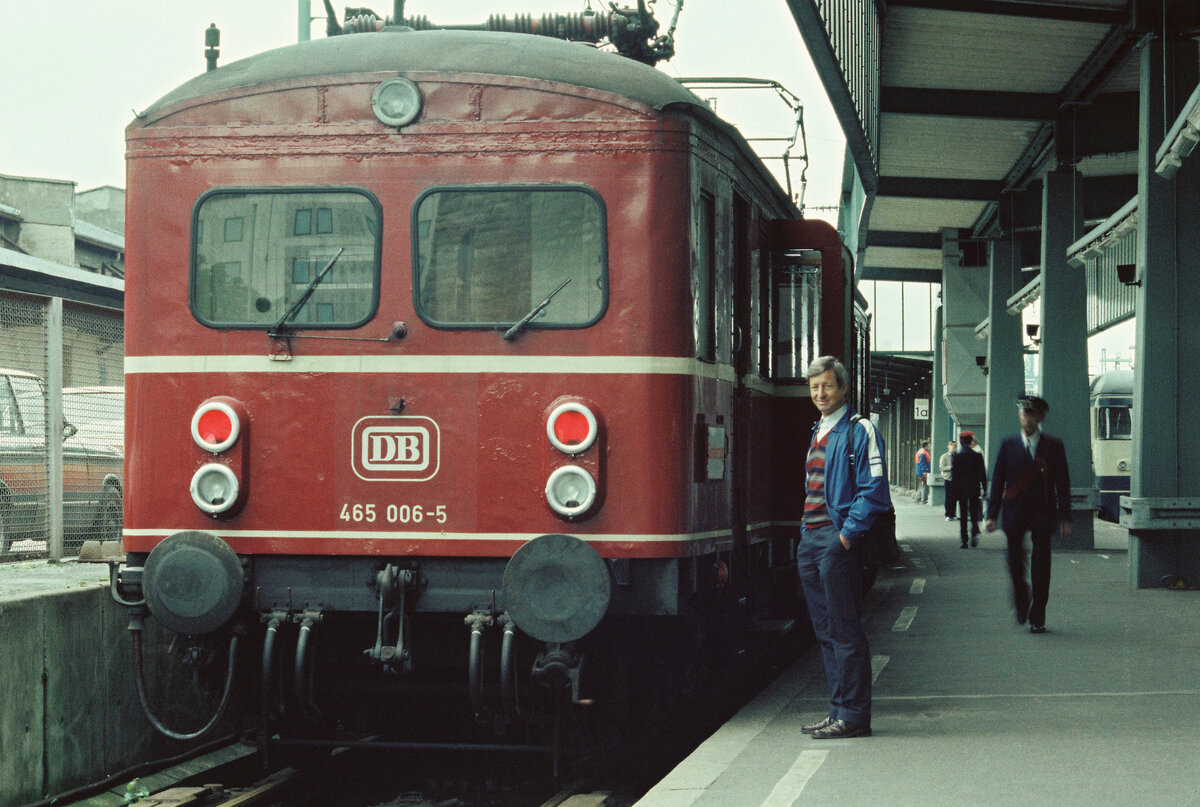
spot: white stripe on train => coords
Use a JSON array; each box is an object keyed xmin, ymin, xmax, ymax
[
  {"xmin": 123, "ymin": 354, "xmax": 814, "ymax": 396},
  {"xmin": 123, "ymin": 523, "xmax": 801, "ymax": 543}
]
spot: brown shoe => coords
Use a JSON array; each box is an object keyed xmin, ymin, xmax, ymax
[
  {"xmin": 801, "ymin": 715, "xmax": 835, "ymax": 734},
  {"xmin": 812, "ymin": 719, "xmax": 872, "ymax": 739}
]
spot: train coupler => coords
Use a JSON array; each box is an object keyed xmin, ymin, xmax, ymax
[
  {"xmin": 364, "ymin": 564, "xmax": 416, "ymax": 674},
  {"xmin": 531, "ymin": 643, "xmax": 590, "ymax": 706}
]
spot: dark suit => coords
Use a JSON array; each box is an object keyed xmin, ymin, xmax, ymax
[
  {"xmin": 986, "ymin": 432, "xmax": 1071, "ymax": 626},
  {"xmin": 951, "ymin": 448, "xmax": 987, "ymax": 542}
]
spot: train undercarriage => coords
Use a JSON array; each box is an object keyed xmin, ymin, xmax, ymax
[{"xmin": 112, "ymin": 531, "xmax": 802, "ymax": 766}]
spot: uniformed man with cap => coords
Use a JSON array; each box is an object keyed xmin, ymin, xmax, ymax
[{"xmin": 984, "ymin": 395, "xmax": 1072, "ymax": 633}]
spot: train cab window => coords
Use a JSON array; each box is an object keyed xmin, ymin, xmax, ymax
[
  {"xmin": 773, "ymin": 250, "xmax": 821, "ymax": 380},
  {"xmin": 1096, "ymin": 405, "xmax": 1132, "ymax": 440},
  {"xmin": 413, "ymin": 186, "xmax": 607, "ymax": 329},
  {"xmin": 191, "ymin": 188, "xmax": 381, "ymax": 329}
]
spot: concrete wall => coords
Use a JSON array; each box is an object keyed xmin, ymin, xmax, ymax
[
  {"xmin": 0, "ymin": 569, "xmax": 222, "ymax": 807},
  {"xmin": 75, "ymin": 187, "xmax": 126, "ymax": 235},
  {"xmin": 0, "ymin": 175, "xmax": 77, "ymax": 267}
]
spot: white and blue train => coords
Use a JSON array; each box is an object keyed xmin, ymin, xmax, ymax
[{"xmin": 1089, "ymin": 370, "xmax": 1133, "ymax": 522}]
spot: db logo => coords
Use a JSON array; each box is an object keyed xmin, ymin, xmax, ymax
[{"xmin": 351, "ymin": 416, "xmax": 440, "ymax": 481}]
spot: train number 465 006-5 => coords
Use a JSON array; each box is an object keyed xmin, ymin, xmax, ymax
[{"xmin": 339, "ymin": 503, "xmax": 448, "ymax": 524}]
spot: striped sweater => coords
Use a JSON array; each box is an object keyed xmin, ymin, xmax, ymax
[{"xmin": 803, "ymin": 430, "xmax": 833, "ymax": 527}]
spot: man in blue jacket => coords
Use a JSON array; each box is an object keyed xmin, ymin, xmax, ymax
[{"xmin": 797, "ymin": 355, "xmax": 892, "ymax": 740}]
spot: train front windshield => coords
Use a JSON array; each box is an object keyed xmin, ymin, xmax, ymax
[
  {"xmin": 413, "ymin": 186, "xmax": 607, "ymax": 330},
  {"xmin": 1095, "ymin": 400, "xmax": 1132, "ymax": 440},
  {"xmin": 190, "ymin": 188, "xmax": 382, "ymax": 329}
]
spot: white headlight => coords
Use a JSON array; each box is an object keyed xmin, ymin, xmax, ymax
[
  {"xmin": 372, "ymin": 77, "xmax": 422, "ymax": 127},
  {"xmin": 545, "ymin": 465, "xmax": 597, "ymax": 518},
  {"xmin": 190, "ymin": 463, "xmax": 239, "ymax": 515}
]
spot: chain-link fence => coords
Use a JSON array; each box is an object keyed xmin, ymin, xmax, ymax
[{"xmin": 0, "ymin": 290, "xmax": 123, "ymax": 559}]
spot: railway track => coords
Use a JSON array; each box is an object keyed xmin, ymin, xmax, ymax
[
  {"xmin": 89, "ymin": 739, "xmax": 611, "ymax": 807},
  {"xmin": 58, "ymin": 624, "xmax": 796, "ymax": 807}
]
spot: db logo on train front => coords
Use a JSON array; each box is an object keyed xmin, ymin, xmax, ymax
[{"xmin": 351, "ymin": 416, "xmax": 440, "ymax": 482}]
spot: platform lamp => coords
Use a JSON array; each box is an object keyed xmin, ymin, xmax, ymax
[
  {"xmin": 975, "ymin": 355, "xmax": 988, "ymax": 376},
  {"xmin": 1116, "ymin": 263, "xmax": 1141, "ymax": 286},
  {"xmin": 1026, "ymin": 323, "xmax": 1041, "ymax": 347}
]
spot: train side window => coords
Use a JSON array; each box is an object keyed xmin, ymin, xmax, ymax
[
  {"xmin": 757, "ymin": 246, "xmax": 772, "ymax": 378},
  {"xmin": 191, "ymin": 187, "xmax": 381, "ymax": 330},
  {"xmin": 696, "ymin": 193, "xmax": 716, "ymax": 361},
  {"xmin": 772, "ymin": 250, "xmax": 821, "ymax": 380},
  {"xmin": 412, "ymin": 186, "xmax": 607, "ymax": 330}
]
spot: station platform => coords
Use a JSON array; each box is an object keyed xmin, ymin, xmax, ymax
[
  {"xmin": 635, "ymin": 495, "xmax": 1200, "ymax": 806},
  {"xmin": 0, "ymin": 558, "xmax": 212, "ymax": 807}
]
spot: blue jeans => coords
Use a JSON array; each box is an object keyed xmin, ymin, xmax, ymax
[{"xmin": 797, "ymin": 523, "xmax": 872, "ymax": 725}]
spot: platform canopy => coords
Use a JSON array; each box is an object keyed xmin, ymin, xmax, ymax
[{"xmin": 790, "ymin": 0, "xmax": 1143, "ymax": 284}]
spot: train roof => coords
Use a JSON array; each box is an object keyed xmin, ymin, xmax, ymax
[
  {"xmin": 1089, "ymin": 369, "xmax": 1133, "ymax": 395},
  {"xmin": 141, "ymin": 29, "xmax": 708, "ymax": 118}
]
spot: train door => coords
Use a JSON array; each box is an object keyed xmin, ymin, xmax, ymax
[
  {"xmin": 767, "ymin": 219, "xmax": 850, "ymax": 367},
  {"xmin": 731, "ymin": 195, "xmax": 752, "ymax": 555},
  {"xmin": 765, "ymin": 219, "xmax": 849, "ymax": 526}
]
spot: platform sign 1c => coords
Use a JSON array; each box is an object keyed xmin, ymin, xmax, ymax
[{"xmin": 914, "ymin": 398, "xmax": 930, "ymax": 420}]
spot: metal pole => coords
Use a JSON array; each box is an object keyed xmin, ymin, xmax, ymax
[
  {"xmin": 47, "ymin": 297, "xmax": 63, "ymax": 561},
  {"xmin": 298, "ymin": 0, "xmax": 311, "ymax": 41}
]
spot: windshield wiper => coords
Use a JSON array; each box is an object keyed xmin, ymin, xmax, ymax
[
  {"xmin": 270, "ymin": 247, "xmax": 344, "ymax": 336},
  {"xmin": 502, "ymin": 278, "xmax": 572, "ymax": 341}
]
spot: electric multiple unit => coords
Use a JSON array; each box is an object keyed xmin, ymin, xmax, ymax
[{"xmin": 113, "ymin": 12, "xmax": 868, "ymax": 744}]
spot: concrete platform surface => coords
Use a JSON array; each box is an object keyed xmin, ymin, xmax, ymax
[
  {"xmin": 0, "ymin": 558, "xmax": 110, "ymax": 601},
  {"xmin": 636, "ymin": 495, "xmax": 1200, "ymax": 807}
]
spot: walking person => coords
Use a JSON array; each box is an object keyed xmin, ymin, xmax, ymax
[
  {"xmin": 984, "ymin": 396, "xmax": 1072, "ymax": 633},
  {"xmin": 952, "ymin": 431, "xmax": 987, "ymax": 547},
  {"xmin": 796, "ymin": 356, "xmax": 892, "ymax": 739},
  {"xmin": 913, "ymin": 440, "xmax": 931, "ymax": 503},
  {"xmin": 939, "ymin": 440, "xmax": 957, "ymax": 521}
]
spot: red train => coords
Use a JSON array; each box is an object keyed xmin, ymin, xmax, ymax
[{"xmin": 115, "ymin": 7, "xmax": 868, "ymax": 744}]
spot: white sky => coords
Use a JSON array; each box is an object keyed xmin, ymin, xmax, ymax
[
  {"xmin": 0, "ymin": 0, "xmax": 845, "ymax": 217},
  {"xmin": 0, "ymin": 0, "xmax": 1135, "ymax": 369}
]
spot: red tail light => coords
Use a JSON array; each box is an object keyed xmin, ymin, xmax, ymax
[
  {"xmin": 546, "ymin": 402, "xmax": 597, "ymax": 454},
  {"xmin": 191, "ymin": 400, "xmax": 240, "ymax": 453}
]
